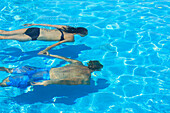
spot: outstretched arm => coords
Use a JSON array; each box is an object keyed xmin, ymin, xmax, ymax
[
  {"xmin": 38, "ymin": 40, "xmax": 68, "ymax": 55},
  {"xmin": 42, "ymin": 52, "xmax": 81, "ymax": 64},
  {"xmin": 31, "ymin": 80, "xmax": 50, "ymax": 86},
  {"xmin": 23, "ymin": 24, "xmax": 68, "ymax": 29},
  {"xmin": 48, "ymin": 53, "xmax": 81, "ymax": 64}
]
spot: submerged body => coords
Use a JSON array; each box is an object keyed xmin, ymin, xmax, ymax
[
  {"xmin": 0, "ymin": 24, "xmax": 88, "ymax": 54},
  {"xmin": 0, "ymin": 53, "xmax": 102, "ymax": 88}
]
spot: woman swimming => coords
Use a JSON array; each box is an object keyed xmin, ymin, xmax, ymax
[{"xmin": 0, "ymin": 24, "xmax": 88, "ymax": 54}]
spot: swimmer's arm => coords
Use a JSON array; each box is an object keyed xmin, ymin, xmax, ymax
[
  {"xmin": 48, "ymin": 53, "xmax": 81, "ymax": 64},
  {"xmin": 23, "ymin": 24, "xmax": 68, "ymax": 29},
  {"xmin": 32, "ymin": 77, "xmax": 86, "ymax": 86},
  {"xmin": 38, "ymin": 40, "xmax": 68, "ymax": 55},
  {"xmin": 31, "ymin": 80, "xmax": 50, "ymax": 86},
  {"xmin": 45, "ymin": 40, "xmax": 68, "ymax": 51}
]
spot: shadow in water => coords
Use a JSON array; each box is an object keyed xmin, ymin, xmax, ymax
[
  {"xmin": 0, "ymin": 44, "xmax": 91, "ymax": 63},
  {"xmin": 11, "ymin": 79, "xmax": 109, "ymax": 105}
]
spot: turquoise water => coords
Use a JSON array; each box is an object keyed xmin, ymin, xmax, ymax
[{"xmin": 0, "ymin": 0, "xmax": 169, "ymax": 112}]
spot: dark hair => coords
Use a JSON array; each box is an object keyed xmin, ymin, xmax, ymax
[
  {"xmin": 87, "ymin": 60, "xmax": 103, "ymax": 71},
  {"xmin": 65, "ymin": 26, "xmax": 88, "ymax": 35}
]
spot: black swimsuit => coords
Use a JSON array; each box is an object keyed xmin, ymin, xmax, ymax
[
  {"xmin": 58, "ymin": 29, "xmax": 64, "ymax": 41},
  {"xmin": 24, "ymin": 27, "xmax": 40, "ymax": 40},
  {"xmin": 24, "ymin": 27, "xmax": 65, "ymax": 41}
]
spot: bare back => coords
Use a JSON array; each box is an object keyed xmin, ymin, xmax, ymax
[
  {"xmin": 38, "ymin": 28, "xmax": 74, "ymax": 41},
  {"xmin": 49, "ymin": 63, "xmax": 91, "ymax": 85}
]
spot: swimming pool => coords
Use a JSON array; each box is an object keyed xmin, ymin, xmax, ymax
[{"xmin": 0, "ymin": 0, "xmax": 169, "ymax": 112}]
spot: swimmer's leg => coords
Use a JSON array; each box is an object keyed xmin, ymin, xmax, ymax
[
  {"xmin": 0, "ymin": 29, "xmax": 27, "ymax": 35},
  {"xmin": 0, "ymin": 34, "xmax": 31, "ymax": 41},
  {"xmin": 0, "ymin": 69, "xmax": 50, "ymax": 87},
  {"xmin": 0, "ymin": 75, "xmax": 30, "ymax": 88},
  {"xmin": 12, "ymin": 65, "xmax": 39, "ymax": 74},
  {"xmin": 0, "ymin": 67, "xmax": 13, "ymax": 73}
]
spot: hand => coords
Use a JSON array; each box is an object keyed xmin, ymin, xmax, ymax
[
  {"xmin": 23, "ymin": 24, "xmax": 34, "ymax": 27},
  {"xmin": 38, "ymin": 50, "xmax": 49, "ymax": 55}
]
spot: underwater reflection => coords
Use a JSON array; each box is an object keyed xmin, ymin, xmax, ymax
[{"xmin": 12, "ymin": 79, "xmax": 109, "ymax": 105}]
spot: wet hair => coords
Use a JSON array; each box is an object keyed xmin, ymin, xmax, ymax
[
  {"xmin": 87, "ymin": 60, "xmax": 103, "ymax": 71},
  {"xmin": 64, "ymin": 26, "xmax": 88, "ymax": 35}
]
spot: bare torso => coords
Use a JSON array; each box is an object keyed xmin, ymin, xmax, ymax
[
  {"xmin": 49, "ymin": 63, "xmax": 91, "ymax": 85},
  {"xmin": 37, "ymin": 28, "xmax": 74, "ymax": 41}
]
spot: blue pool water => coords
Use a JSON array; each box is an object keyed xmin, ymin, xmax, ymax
[{"xmin": 0, "ymin": 0, "xmax": 169, "ymax": 112}]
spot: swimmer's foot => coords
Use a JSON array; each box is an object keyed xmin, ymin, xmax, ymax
[
  {"xmin": 1, "ymin": 77, "xmax": 10, "ymax": 87},
  {"xmin": 0, "ymin": 67, "xmax": 6, "ymax": 71},
  {"xmin": 0, "ymin": 83, "xmax": 6, "ymax": 87},
  {"xmin": 0, "ymin": 67, "xmax": 13, "ymax": 73},
  {"xmin": 0, "ymin": 30, "xmax": 3, "ymax": 34},
  {"xmin": 0, "ymin": 36, "xmax": 4, "ymax": 39}
]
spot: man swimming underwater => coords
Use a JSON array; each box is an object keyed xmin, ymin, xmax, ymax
[{"xmin": 0, "ymin": 52, "xmax": 103, "ymax": 88}]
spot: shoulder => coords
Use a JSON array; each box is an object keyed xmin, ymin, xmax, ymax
[{"xmin": 70, "ymin": 61, "xmax": 83, "ymax": 65}]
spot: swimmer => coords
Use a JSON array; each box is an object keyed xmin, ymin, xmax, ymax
[
  {"xmin": 0, "ymin": 24, "xmax": 88, "ymax": 54},
  {"xmin": 0, "ymin": 52, "xmax": 103, "ymax": 88}
]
